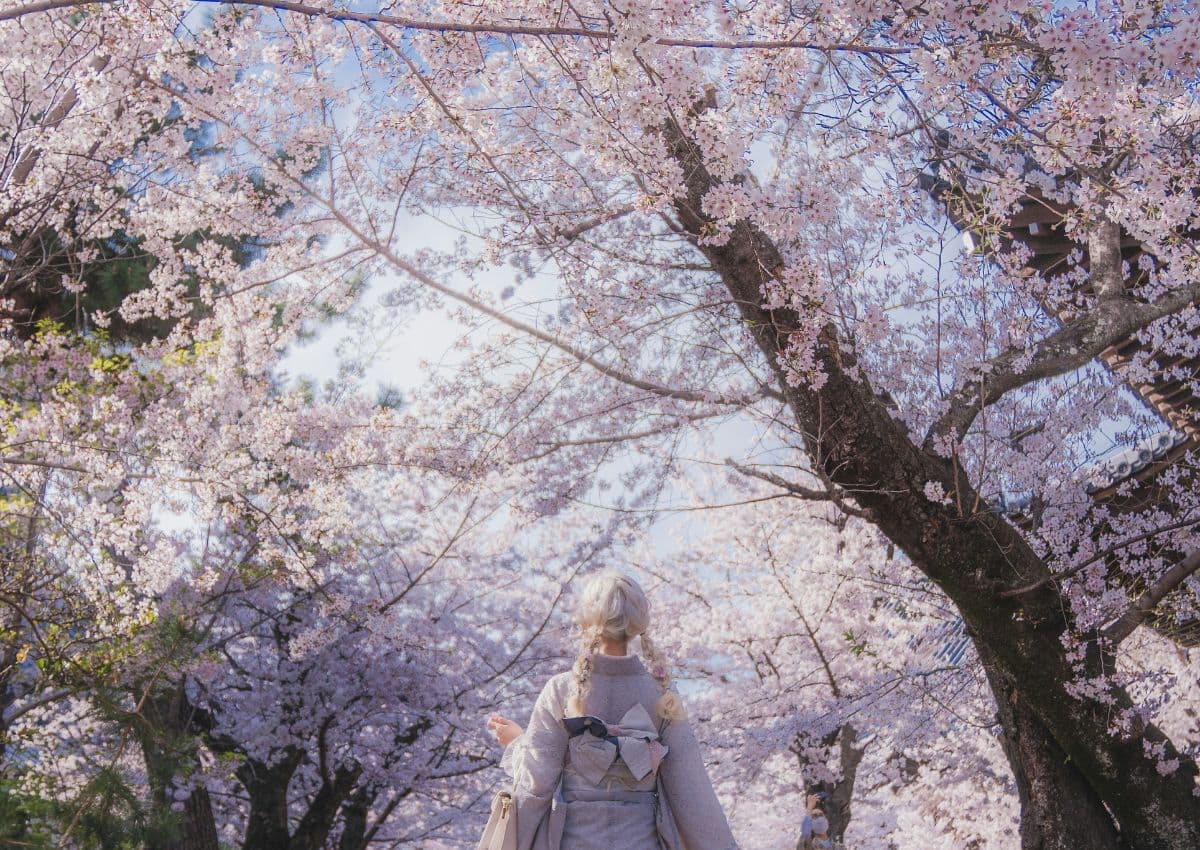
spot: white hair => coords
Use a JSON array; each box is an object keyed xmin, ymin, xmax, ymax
[
  {"xmin": 573, "ymin": 566, "xmax": 651, "ymax": 641},
  {"xmin": 566, "ymin": 568, "xmax": 683, "ymax": 720}
]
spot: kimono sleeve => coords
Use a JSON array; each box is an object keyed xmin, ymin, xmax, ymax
[
  {"xmin": 658, "ymin": 699, "xmax": 739, "ymax": 850},
  {"xmin": 499, "ymin": 674, "xmax": 568, "ymax": 850}
]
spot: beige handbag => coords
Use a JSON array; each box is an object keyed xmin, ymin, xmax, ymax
[{"xmin": 477, "ymin": 788, "xmax": 518, "ymax": 850}]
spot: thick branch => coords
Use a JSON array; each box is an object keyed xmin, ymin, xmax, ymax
[
  {"xmin": 1, "ymin": 1, "xmax": 910, "ymax": 54},
  {"xmin": 923, "ymin": 284, "xmax": 1200, "ymax": 452},
  {"xmin": 2, "ymin": 53, "xmax": 110, "ymax": 189},
  {"xmin": 1089, "ymin": 218, "xmax": 1125, "ymax": 302},
  {"xmin": 1102, "ymin": 549, "xmax": 1200, "ymax": 645},
  {"xmin": 553, "ymin": 205, "xmax": 636, "ymax": 241},
  {"xmin": 661, "ymin": 92, "xmax": 1200, "ymax": 849}
]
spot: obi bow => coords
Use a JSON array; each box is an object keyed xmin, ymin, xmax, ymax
[{"xmin": 563, "ymin": 701, "xmax": 669, "ymax": 784}]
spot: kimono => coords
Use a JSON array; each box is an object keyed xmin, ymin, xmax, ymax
[{"xmin": 500, "ymin": 652, "xmax": 815, "ymax": 850}]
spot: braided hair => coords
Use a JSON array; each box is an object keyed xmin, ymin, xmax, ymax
[{"xmin": 566, "ymin": 569, "xmax": 686, "ymax": 721}]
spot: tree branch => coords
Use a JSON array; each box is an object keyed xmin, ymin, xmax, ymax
[
  {"xmin": 1000, "ymin": 513, "xmax": 1200, "ymax": 598},
  {"xmin": 0, "ymin": 1, "xmax": 910, "ymax": 55},
  {"xmin": 130, "ymin": 68, "xmax": 768, "ymax": 409},
  {"xmin": 923, "ymin": 283, "xmax": 1200, "ymax": 452},
  {"xmin": 724, "ymin": 457, "xmax": 875, "ymax": 520},
  {"xmin": 1101, "ymin": 549, "xmax": 1200, "ymax": 645},
  {"xmin": 1089, "ymin": 217, "xmax": 1126, "ymax": 302}
]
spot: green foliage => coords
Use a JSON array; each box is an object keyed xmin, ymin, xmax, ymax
[
  {"xmin": 0, "ymin": 777, "xmax": 57, "ymax": 849},
  {"xmin": 843, "ymin": 629, "xmax": 875, "ymax": 657},
  {"xmin": 61, "ymin": 766, "xmax": 180, "ymax": 850},
  {"xmin": 0, "ymin": 767, "xmax": 183, "ymax": 850}
]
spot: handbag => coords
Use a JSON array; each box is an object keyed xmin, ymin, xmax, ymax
[{"xmin": 477, "ymin": 788, "xmax": 518, "ymax": 850}]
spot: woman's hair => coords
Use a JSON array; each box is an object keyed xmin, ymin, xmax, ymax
[{"xmin": 566, "ymin": 568, "xmax": 685, "ymax": 721}]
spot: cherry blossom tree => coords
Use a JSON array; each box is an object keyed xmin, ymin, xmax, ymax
[
  {"xmin": 0, "ymin": 7, "xmax": 611, "ymax": 844},
  {"xmin": 4, "ymin": 1, "xmax": 1200, "ymax": 848},
  {"xmin": 0, "ymin": 299, "xmax": 620, "ymax": 847},
  {"xmin": 637, "ymin": 489, "xmax": 1015, "ymax": 849}
]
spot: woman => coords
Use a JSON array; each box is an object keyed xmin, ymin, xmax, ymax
[{"xmin": 486, "ymin": 569, "xmax": 828, "ymax": 850}]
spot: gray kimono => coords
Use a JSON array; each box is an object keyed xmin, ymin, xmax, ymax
[{"xmin": 499, "ymin": 652, "xmax": 739, "ymax": 850}]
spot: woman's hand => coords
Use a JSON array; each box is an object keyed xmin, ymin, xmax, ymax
[
  {"xmin": 806, "ymin": 793, "xmax": 825, "ymax": 819},
  {"xmin": 486, "ymin": 713, "xmax": 523, "ymax": 747}
]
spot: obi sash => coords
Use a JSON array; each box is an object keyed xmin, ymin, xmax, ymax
[{"xmin": 562, "ymin": 701, "xmax": 669, "ymax": 784}]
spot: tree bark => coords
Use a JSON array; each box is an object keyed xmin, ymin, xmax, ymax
[
  {"xmin": 798, "ymin": 724, "xmax": 862, "ymax": 844},
  {"xmin": 193, "ymin": 697, "xmax": 375, "ymax": 850},
  {"xmin": 236, "ymin": 749, "xmax": 304, "ymax": 850},
  {"xmin": 661, "ymin": 109, "xmax": 1200, "ymax": 849},
  {"xmin": 0, "ymin": 610, "xmax": 21, "ymax": 767},
  {"xmin": 976, "ymin": 641, "xmax": 1125, "ymax": 850},
  {"xmin": 292, "ymin": 761, "xmax": 364, "ymax": 850},
  {"xmin": 336, "ymin": 785, "xmax": 375, "ymax": 850},
  {"xmin": 825, "ymin": 724, "xmax": 862, "ymax": 843},
  {"xmin": 136, "ymin": 684, "xmax": 220, "ymax": 850}
]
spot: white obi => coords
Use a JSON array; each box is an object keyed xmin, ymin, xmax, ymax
[{"xmin": 564, "ymin": 701, "xmax": 669, "ymax": 786}]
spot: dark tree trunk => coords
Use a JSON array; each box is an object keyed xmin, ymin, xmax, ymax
[
  {"xmin": 192, "ymin": 699, "xmax": 376, "ymax": 850},
  {"xmin": 292, "ymin": 762, "xmax": 363, "ymax": 850},
  {"xmin": 237, "ymin": 749, "xmax": 304, "ymax": 850},
  {"xmin": 336, "ymin": 785, "xmax": 375, "ymax": 850},
  {"xmin": 661, "ymin": 106, "xmax": 1200, "ymax": 849},
  {"xmin": 798, "ymin": 724, "xmax": 862, "ymax": 845},
  {"xmin": 976, "ymin": 641, "xmax": 1125, "ymax": 850},
  {"xmin": 824, "ymin": 724, "xmax": 862, "ymax": 843},
  {"xmin": 136, "ymin": 684, "xmax": 220, "ymax": 850},
  {"xmin": 0, "ymin": 619, "xmax": 19, "ymax": 766}
]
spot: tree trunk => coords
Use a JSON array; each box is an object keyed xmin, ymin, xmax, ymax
[
  {"xmin": 291, "ymin": 761, "xmax": 363, "ymax": 850},
  {"xmin": 136, "ymin": 684, "xmax": 220, "ymax": 850},
  {"xmin": 799, "ymin": 724, "xmax": 862, "ymax": 844},
  {"xmin": 236, "ymin": 749, "xmax": 304, "ymax": 850},
  {"xmin": 976, "ymin": 641, "xmax": 1125, "ymax": 850},
  {"xmin": 661, "ymin": 108, "xmax": 1200, "ymax": 849},
  {"xmin": 336, "ymin": 785, "xmax": 375, "ymax": 850},
  {"xmin": 0, "ymin": 618, "xmax": 20, "ymax": 766},
  {"xmin": 825, "ymin": 724, "xmax": 862, "ymax": 843}
]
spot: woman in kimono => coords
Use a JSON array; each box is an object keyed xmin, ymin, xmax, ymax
[{"xmin": 486, "ymin": 569, "xmax": 828, "ymax": 850}]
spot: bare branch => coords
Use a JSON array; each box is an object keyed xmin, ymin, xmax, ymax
[
  {"xmin": 0, "ymin": 1, "xmax": 911, "ymax": 55},
  {"xmin": 923, "ymin": 283, "xmax": 1200, "ymax": 452},
  {"xmin": 523, "ymin": 411, "xmax": 727, "ymax": 461},
  {"xmin": 1101, "ymin": 550, "xmax": 1200, "ymax": 645},
  {"xmin": 723, "ymin": 457, "xmax": 875, "ymax": 520},
  {"xmin": 391, "ymin": 254, "xmax": 765, "ymax": 406}
]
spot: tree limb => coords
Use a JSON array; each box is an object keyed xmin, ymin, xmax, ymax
[
  {"xmin": 1089, "ymin": 218, "xmax": 1126, "ymax": 302},
  {"xmin": 1101, "ymin": 549, "xmax": 1200, "ymax": 645},
  {"xmin": 923, "ymin": 283, "xmax": 1200, "ymax": 452},
  {"xmin": 1000, "ymin": 513, "xmax": 1200, "ymax": 598},
  {"xmin": 130, "ymin": 67, "xmax": 769, "ymax": 410},
  {"xmin": 0, "ymin": 1, "xmax": 911, "ymax": 55},
  {"xmin": 724, "ymin": 458, "xmax": 875, "ymax": 520}
]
